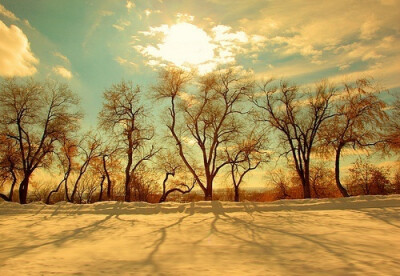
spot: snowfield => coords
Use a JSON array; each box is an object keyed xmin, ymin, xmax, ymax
[{"xmin": 1, "ymin": 196, "xmax": 400, "ymax": 275}]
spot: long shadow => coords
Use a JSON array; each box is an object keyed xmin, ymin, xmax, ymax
[
  {"xmin": 0, "ymin": 202, "xmax": 123, "ymax": 265},
  {"xmin": 191, "ymin": 201, "xmax": 369, "ymax": 273},
  {"xmin": 354, "ymin": 207, "xmax": 400, "ymax": 229}
]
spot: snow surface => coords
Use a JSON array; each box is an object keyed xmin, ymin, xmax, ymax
[{"xmin": 1, "ymin": 195, "xmax": 400, "ymax": 275}]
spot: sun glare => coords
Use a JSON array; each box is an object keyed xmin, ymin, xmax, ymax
[{"xmin": 157, "ymin": 23, "xmax": 215, "ymax": 68}]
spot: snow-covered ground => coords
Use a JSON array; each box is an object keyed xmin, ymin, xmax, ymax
[{"xmin": 1, "ymin": 195, "xmax": 400, "ymax": 275}]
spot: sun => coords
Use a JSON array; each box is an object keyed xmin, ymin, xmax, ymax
[{"xmin": 154, "ymin": 23, "xmax": 216, "ymax": 68}]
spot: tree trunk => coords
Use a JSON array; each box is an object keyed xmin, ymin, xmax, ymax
[
  {"xmin": 103, "ymin": 155, "xmax": 112, "ymax": 200},
  {"xmin": 303, "ymin": 163, "xmax": 311, "ymax": 199},
  {"xmin": 19, "ymin": 174, "xmax": 31, "ymax": 204},
  {"xmin": 125, "ymin": 138, "xmax": 133, "ymax": 202},
  {"xmin": 46, "ymin": 177, "xmax": 66, "ymax": 204},
  {"xmin": 303, "ymin": 181, "xmax": 311, "ymax": 199},
  {"xmin": 1, "ymin": 169, "xmax": 18, "ymax": 202},
  {"xmin": 234, "ymin": 186, "xmax": 240, "ymax": 202},
  {"xmin": 99, "ymin": 176, "xmax": 105, "ymax": 202},
  {"xmin": 204, "ymin": 183, "xmax": 213, "ymax": 201},
  {"xmin": 335, "ymin": 146, "xmax": 350, "ymax": 197}
]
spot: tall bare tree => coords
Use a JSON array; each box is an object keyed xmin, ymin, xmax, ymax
[
  {"xmin": 99, "ymin": 81, "xmax": 158, "ymax": 202},
  {"xmin": 0, "ymin": 79, "xmax": 81, "ymax": 204},
  {"xmin": 153, "ymin": 67, "xmax": 253, "ymax": 200},
  {"xmin": 319, "ymin": 78, "xmax": 387, "ymax": 197},
  {"xmin": 252, "ymin": 80, "xmax": 335, "ymax": 198}
]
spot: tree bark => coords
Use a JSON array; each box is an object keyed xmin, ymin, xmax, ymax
[
  {"xmin": 18, "ymin": 174, "xmax": 31, "ymax": 204},
  {"xmin": 204, "ymin": 184, "xmax": 213, "ymax": 201},
  {"xmin": 99, "ymin": 175, "xmax": 105, "ymax": 202},
  {"xmin": 46, "ymin": 176, "xmax": 66, "ymax": 204},
  {"xmin": 125, "ymin": 134, "xmax": 133, "ymax": 202},
  {"xmin": 335, "ymin": 145, "xmax": 350, "ymax": 197},
  {"xmin": 103, "ymin": 155, "xmax": 112, "ymax": 200},
  {"xmin": 234, "ymin": 186, "xmax": 239, "ymax": 202}
]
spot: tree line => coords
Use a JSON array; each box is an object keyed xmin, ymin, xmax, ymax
[{"xmin": 0, "ymin": 67, "xmax": 399, "ymax": 204}]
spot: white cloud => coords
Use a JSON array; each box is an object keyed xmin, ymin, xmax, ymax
[
  {"xmin": 53, "ymin": 66, "xmax": 72, "ymax": 79},
  {"xmin": 0, "ymin": 20, "xmax": 38, "ymax": 77},
  {"xmin": 176, "ymin": 13, "xmax": 194, "ymax": 22},
  {"xmin": 126, "ymin": 1, "xmax": 135, "ymax": 11},
  {"xmin": 0, "ymin": 4, "xmax": 18, "ymax": 21},
  {"xmin": 144, "ymin": 9, "xmax": 161, "ymax": 17},
  {"xmin": 134, "ymin": 20, "xmax": 268, "ymax": 74},
  {"xmin": 112, "ymin": 20, "xmax": 131, "ymax": 31},
  {"xmin": 136, "ymin": 23, "xmax": 216, "ymax": 70},
  {"xmin": 53, "ymin": 52, "xmax": 70, "ymax": 64},
  {"xmin": 115, "ymin": 56, "xmax": 138, "ymax": 69}
]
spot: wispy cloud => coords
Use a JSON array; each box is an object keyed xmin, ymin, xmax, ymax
[
  {"xmin": 0, "ymin": 4, "xmax": 18, "ymax": 21},
  {"xmin": 53, "ymin": 66, "xmax": 72, "ymax": 79},
  {"xmin": 53, "ymin": 52, "xmax": 70, "ymax": 64},
  {"xmin": 112, "ymin": 19, "xmax": 131, "ymax": 31}
]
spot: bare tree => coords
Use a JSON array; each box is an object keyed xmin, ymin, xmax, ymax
[
  {"xmin": 252, "ymin": 80, "xmax": 335, "ymax": 198},
  {"xmin": 157, "ymin": 151, "xmax": 195, "ymax": 203},
  {"xmin": 226, "ymin": 130, "xmax": 267, "ymax": 202},
  {"xmin": 99, "ymin": 80, "xmax": 158, "ymax": 202},
  {"xmin": 0, "ymin": 79, "xmax": 81, "ymax": 204},
  {"xmin": 68, "ymin": 133, "xmax": 102, "ymax": 203},
  {"xmin": 319, "ymin": 78, "xmax": 387, "ymax": 197},
  {"xmin": 385, "ymin": 97, "xmax": 400, "ymax": 151},
  {"xmin": 0, "ymin": 133, "xmax": 20, "ymax": 201},
  {"xmin": 76, "ymin": 175, "xmax": 98, "ymax": 204},
  {"xmin": 153, "ymin": 67, "xmax": 253, "ymax": 200},
  {"xmin": 46, "ymin": 134, "xmax": 78, "ymax": 204},
  {"xmin": 346, "ymin": 158, "xmax": 390, "ymax": 195}
]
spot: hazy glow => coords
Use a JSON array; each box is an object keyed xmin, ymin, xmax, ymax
[{"xmin": 149, "ymin": 23, "xmax": 215, "ymax": 67}]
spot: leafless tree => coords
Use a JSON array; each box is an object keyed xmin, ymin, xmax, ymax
[
  {"xmin": 0, "ymin": 133, "xmax": 20, "ymax": 201},
  {"xmin": 68, "ymin": 133, "xmax": 102, "ymax": 203},
  {"xmin": 252, "ymin": 80, "xmax": 336, "ymax": 198},
  {"xmin": 319, "ymin": 78, "xmax": 387, "ymax": 197},
  {"xmin": 99, "ymin": 80, "xmax": 158, "ymax": 202},
  {"xmin": 226, "ymin": 129, "xmax": 268, "ymax": 202},
  {"xmin": 0, "ymin": 79, "xmax": 81, "ymax": 204},
  {"xmin": 46, "ymin": 134, "xmax": 78, "ymax": 204},
  {"xmin": 157, "ymin": 151, "xmax": 195, "ymax": 203},
  {"xmin": 385, "ymin": 97, "xmax": 400, "ymax": 151},
  {"xmin": 153, "ymin": 67, "xmax": 253, "ymax": 200},
  {"xmin": 346, "ymin": 158, "xmax": 390, "ymax": 195}
]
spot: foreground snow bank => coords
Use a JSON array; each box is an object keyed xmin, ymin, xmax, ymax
[{"xmin": 1, "ymin": 195, "xmax": 400, "ymax": 275}]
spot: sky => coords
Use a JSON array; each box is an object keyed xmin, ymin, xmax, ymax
[{"xmin": 0, "ymin": 0, "xmax": 400, "ymax": 187}]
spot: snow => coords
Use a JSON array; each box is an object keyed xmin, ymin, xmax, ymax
[{"xmin": 1, "ymin": 195, "xmax": 400, "ymax": 275}]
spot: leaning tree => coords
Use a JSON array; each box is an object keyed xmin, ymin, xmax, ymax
[{"xmin": 319, "ymin": 78, "xmax": 387, "ymax": 197}]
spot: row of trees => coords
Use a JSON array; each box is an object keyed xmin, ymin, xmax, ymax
[{"xmin": 0, "ymin": 67, "xmax": 399, "ymax": 204}]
